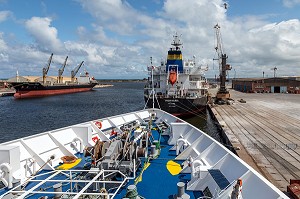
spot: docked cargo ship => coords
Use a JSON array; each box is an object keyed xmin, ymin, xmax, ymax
[
  {"xmin": 9, "ymin": 54, "xmax": 97, "ymax": 99},
  {"xmin": 0, "ymin": 108, "xmax": 289, "ymax": 198},
  {"xmin": 10, "ymin": 81, "xmax": 97, "ymax": 99},
  {"xmin": 144, "ymin": 34, "xmax": 209, "ymax": 117}
]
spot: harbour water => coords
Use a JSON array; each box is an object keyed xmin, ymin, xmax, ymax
[{"xmin": 0, "ymin": 82, "xmax": 220, "ymax": 143}]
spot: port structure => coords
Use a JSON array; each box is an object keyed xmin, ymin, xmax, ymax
[
  {"xmin": 58, "ymin": 56, "xmax": 68, "ymax": 84},
  {"xmin": 42, "ymin": 53, "xmax": 53, "ymax": 84},
  {"xmin": 214, "ymin": 24, "xmax": 231, "ymax": 102},
  {"xmin": 71, "ymin": 61, "xmax": 84, "ymax": 83}
]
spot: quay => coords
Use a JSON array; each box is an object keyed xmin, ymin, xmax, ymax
[
  {"xmin": 94, "ymin": 84, "xmax": 113, "ymax": 88},
  {"xmin": 0, "ymin": 88, "xmax": 15, "ymax": 97},
  {"xmin": 209, "ymin": 88, "xmax": 300, "ymax": 191}
]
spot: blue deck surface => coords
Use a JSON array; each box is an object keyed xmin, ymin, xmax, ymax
[
  {"xmin": 6, "ymin": 153, "xmax": 92, "ymax": 198},
  {"xmin": 114, "ymin": 125, "xmax": 203, "ymax": 199}
]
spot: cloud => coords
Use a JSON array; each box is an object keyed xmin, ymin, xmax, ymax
[
  {"xmin": 1, "ymin": 0, "xmax": 300, "ymax": 79},
  {"xmin": 223, "ymin": 19, "xmax": 300, "ymax": 77},
  {"xmin": 163, "ymin": 0, "xmax": 226, "ymax": 25},
  {"xmin": 25, "ymin": 17, "xmax": 63, "ymax": 52},
  {"xmin": 249, "ymin": 20, "xmax": 300, "ymax": 61},
  {"xmin": 0, "ymin": 10, "xmax": 12, "ymax": 23},
  {"xmin": 74, "ymin": 0, "xmax": 300, "ymax": 78},
  {"xmin": 282, "ymin": 0, "xmax": 300, "ymax": 7},
  {"xmin": 79, "ymin": 0, "xmax": 139, "ymax": 35},
  {"xmin": 0, "ymin": 32, "xmax": 8, "ymax": 50},
  {"xmin": 77, "ymin": 25, "xmax": 121, "ymax": 46}
]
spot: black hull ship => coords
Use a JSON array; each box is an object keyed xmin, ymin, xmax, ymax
[
  {"xmin": 144, "ymin": 96, "xmax": 207, "ymax": 117},
  {"xmin": 9, "ymin": 54, "xmax": 97, "ymax": 99},
  {"xmin": 144, "ymin": 34, "xmax": 209, "ymax": 117},
  {"xmin": 10, "ymin": 82, "xmax": 97, "ymax": 99}
]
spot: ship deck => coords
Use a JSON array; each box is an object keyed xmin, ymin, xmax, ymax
[
  {"xmin": 0, "ymin": 122, "xmax": 203, "ymax": 199},
  {"xmin": 0, "ymin": 109, "xmax": 289, "ymax": 199},
  {"xmin": 116, "ymin": 124, "xmax": 203, "ymax": 199}
]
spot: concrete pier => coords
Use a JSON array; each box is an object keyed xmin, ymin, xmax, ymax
[
  {"xmin": 0, "ymin": 88, "xmax": 15, "ymax": 97},
  {"xmin": 209, "ymin": 88, "xmax": 300, "ymax": 191}
]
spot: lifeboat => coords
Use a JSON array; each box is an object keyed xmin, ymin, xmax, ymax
[{"xmin": 169, "ymin": 71, "xmax": 177, "ymax": 86}]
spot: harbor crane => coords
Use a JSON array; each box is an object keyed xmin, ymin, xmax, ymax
[
  {"xmin": 71, "ymin": 61, "xmax": 84, "ymax": 83},
  {"xmin": 42, "ymin": 53, "xmax": 53, "ymax": 84},
  {"xmin": 214, "ymin": 24, "xmax": 231, "ymax": 103},
  {"xmin": 58, "ymin": 56, "xmax": 68, "ymax": 84}
]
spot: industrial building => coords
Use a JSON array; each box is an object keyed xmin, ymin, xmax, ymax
[{"xmin": 232, "ymin": 77, "xmax": 300, "ymax": 94}]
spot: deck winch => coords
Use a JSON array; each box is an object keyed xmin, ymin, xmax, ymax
[{"xmin": 83, "ymin": 124, "xmax": 154, "ymax": 179}]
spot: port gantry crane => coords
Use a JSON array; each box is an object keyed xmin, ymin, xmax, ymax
[
  {"xmin": 214, "ymin": 24, "xmax": 231, "ymax": 102},
  {"xmin": 71, "ymin": 61, "xmax": 84, "ymax": 83},
  {"xmin": 42, "ymin": 53, "xmax": 53, "ymax": 84},
  {"xmin": 58, "ymin": 56, "xmax": 68, "ymax": 84}
]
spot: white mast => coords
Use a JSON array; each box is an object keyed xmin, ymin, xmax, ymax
[
  {"xmin": 150, "ymin": 57, "xmax": 155, "ymax": 109},
  {"xmin": 16, "ymin": 70, "xmax": 20, "ymax": 82}
]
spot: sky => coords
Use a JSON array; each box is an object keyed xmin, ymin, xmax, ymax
[{"xmin": 0, "ymin": 0, "xmax": 300, "ymax": 79}]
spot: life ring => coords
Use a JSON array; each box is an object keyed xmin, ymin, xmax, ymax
[
  {"xmin": 61, "ymin": 156, "xmax": 77, "ymax": 164},
  {"xmin": 95, "ymin": 121, "xmax": 102, "ymax": 129},
  {"xmin": 110, "ymin": 129, "xmax": 117, "ymax": 136}
]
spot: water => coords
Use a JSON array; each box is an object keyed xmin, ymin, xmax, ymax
[
  {"xmin": 0, "ymin": 82, "xmax": 220, "ymax": 143},
  {"xmin": 185, "ymin": 110, "xmax": 223, "ymax": 142}
]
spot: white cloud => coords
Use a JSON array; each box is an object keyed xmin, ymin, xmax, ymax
[
  {"xmin": 1, "ymin": 0, "xmax": 300, "ymax": 79},
  {"xmin": 25, "ymin": 17, "xmax": 62, "ymax": 52},
  {"xmin": 0, "ymin": 10, "xmax": 12, "ymax": 23},
  {"xmin": 282, "ymin": 0, "xmax": 300, "ymax": 7},
  {"xmin": 77, "ymin": 25, "xmax": 121, "ymax": 46},
  {"xmin": 79, "ymin": 0, "xmax": 138, "ymax": 35},
  {"xmin": 223, "ymin": 19, "xmax": 300, "ymax": 77},
  {"xmin": 74, "ymin": 0, "xmax": 300, "ymax": 78},
  {"xmin": 0, "ymin": 32, "xmax": 8, "ymax": 50},
  {"xmin": 163, "ymin": 0, "xmax": 226, "ymax": 25}
]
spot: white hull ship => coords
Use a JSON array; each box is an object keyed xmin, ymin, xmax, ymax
[{"xmin": 0, "ymin": 108, "xmax": 288, "ymax": 199}]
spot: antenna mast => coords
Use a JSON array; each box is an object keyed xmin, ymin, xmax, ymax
[{"xmin": 150, "ymin": 57, "xmax": 155, "ymax": 109}]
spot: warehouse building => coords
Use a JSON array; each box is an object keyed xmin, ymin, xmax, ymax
[{"xmin": 232, "ymin": 77, "xmax": 300, "ymax": 94}]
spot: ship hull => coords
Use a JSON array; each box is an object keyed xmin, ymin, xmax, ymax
[
  {"xmin": 10, "ymin": 82, "xmax": 97, "ymax": 99},
  {"xmin": 144, "ymin": 95, "xmax": 207, "ymax": 117}
]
